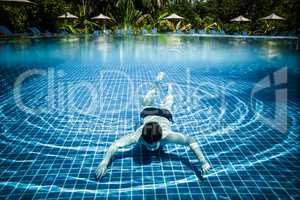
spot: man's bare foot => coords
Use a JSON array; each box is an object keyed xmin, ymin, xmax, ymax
[
  {"xmin": 201, "ymin": 162, "xmax": 211, "ymax": 173},
  {"xmin": 167, "ymin": 82, "xmax": 173, "ymax": 94},
  {"xmin": 156, "ymin": 72, "xmax": 165, "ymax": 81}
]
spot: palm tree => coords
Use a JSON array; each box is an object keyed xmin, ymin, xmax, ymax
[{"xmin": 112, "ymin": 0, "xmax": 152, "ymax": 30}]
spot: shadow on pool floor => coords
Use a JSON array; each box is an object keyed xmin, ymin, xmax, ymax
[{"xmin": 103, "ymin": 144, "xmax": 205, "ymax": 181}]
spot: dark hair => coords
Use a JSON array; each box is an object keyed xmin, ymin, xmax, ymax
[{"xmin": 142, "ymin": 122, "xmax": 162, "ymax": 144}]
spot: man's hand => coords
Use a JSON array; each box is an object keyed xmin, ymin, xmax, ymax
[
  {"xmin": 96, "ymin": 162, "xmax": 108, "ymax": 179},
  {"xmin": 95, "ymin": 132, "xmax": 139, "ymax": 180},
  {"xmin": 201, "ymin": 162, "xmax": 211, "ymax": 173}
]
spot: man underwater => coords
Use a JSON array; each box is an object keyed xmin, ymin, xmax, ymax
[{"xmin": 96, "ymin": 72, "xmax": 211, "ymax": 179}]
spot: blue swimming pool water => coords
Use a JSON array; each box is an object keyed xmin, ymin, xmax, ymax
[{"xmin": 0, "ymin": 35, "xmax": 299, "ymax": 199}]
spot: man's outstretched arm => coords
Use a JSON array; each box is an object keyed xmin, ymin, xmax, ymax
[
  {"xmin": 96, "ymin": 132, "xmax": 139, "ymax": 179},
  {"xmin": 163, "ymin": 132, "xmax": 211, "ymax": 173}
]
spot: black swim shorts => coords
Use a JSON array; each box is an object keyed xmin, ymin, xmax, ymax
[{"xmin": 140, "ymin": 107, "xmax": 173, "ymax": 122}]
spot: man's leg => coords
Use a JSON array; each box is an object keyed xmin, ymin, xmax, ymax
[
  {"xmin": 160, "ymin": 83, "xmax": 174, "ymax": 111},
  {"xmin": 143, "ymin": 72, "xmax": 165, "ymax": 107}
]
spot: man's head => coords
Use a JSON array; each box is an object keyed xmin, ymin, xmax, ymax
[{"xmin": 142, "ymin": 122, "xmax": 162, "ymax": 144}]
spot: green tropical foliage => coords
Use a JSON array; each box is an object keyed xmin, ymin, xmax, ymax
[{"xmin": 0, "ymin": 0, "xmax": 299, "ymax": 35}]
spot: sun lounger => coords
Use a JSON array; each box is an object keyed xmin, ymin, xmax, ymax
[
  {"xmin": 242, "ymin": 32, "xmax": 248, "ymax": 36},
  {"xmin": 92, "ymin": 30, "xmax": 100, "ymax": 36},
  {"xmin": 103, "ymin": 28, "xmax": 111, "ymax": 35},
  {"xmin": 0, "ymin": 25, "xmax": 13, "ymax": 36},
  {"xmin": 57, "ymin": 28, "xmax": 69, "ymax": 36},
  {"xmin": 127, "ymin": 28, "xmax": 133, "ymax": 35},
  {"xmin": 176, "ymin": 29, "xmax": 182, "ymax": 34},
  {"xmin": 219, "ymin": 29, "xmax": 225, "ymax": 35},
  {"xmin": 0, "ymin": 25, "xmax": 30, "ymax": 37},
  {"xmin": 198, "ymin": 29, "xmax": 205, "ymax": 34},
  {"xmin": 141, "ymin": 28, "xmax": 148, "ymax": 34},
  {"xmin": 116, "ymin": 28, "xmax": 123, "ymax": 35},
  {"xmin": 152, "ymin": 28, "xmax": 157, "ymax": 33},
  {"xmin": 189, "ymin": 29, "xmax": 196, "ymax": 34},
  {"xmin": 28, "ymin": 27, "xmax": 41, "ymax": 35}
]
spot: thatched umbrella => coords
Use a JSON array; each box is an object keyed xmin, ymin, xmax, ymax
[
  {"xmin": 230, "ymin": 15, "xmax": 251, "ymax": 33},
  {"xmin": 91, "ymin": 14, "xmax": 112, "ymax": 30},
  {"xmin": 164, "ymin": 13, "xmax": 184, "ymax": 32},
  {"xmin": 260, "ymin": 13, "xmax": 286, "ymax": 20},
  {"xmin": 58, "ymin": 12, "xmax": 79, "ymax": 19},
  {"xmin": 260, "ymin": 13, "xmax": 286, "ymax": 34},
  {"xmin": 57, "ymin": 12, "xmax": 79, "ymax": 33},
  {"xmin": 92, "ymin": 13, "xmax": 111, "ymax": 20},
  {"xmin": 165, "ymin": 13, "xmax": 184, "ymax": 20},
  {"xmin": 230, "ymin": 15, "xmax": 251, "ymax": 22}
]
